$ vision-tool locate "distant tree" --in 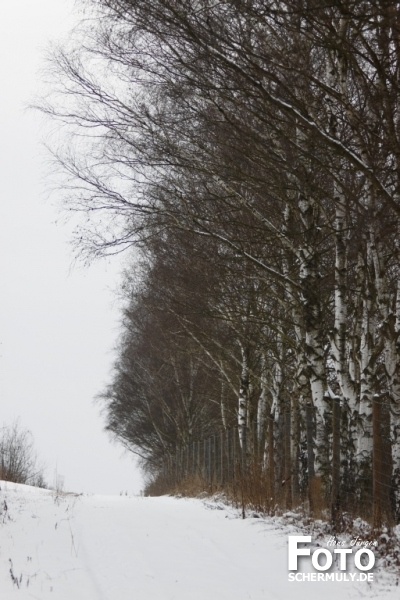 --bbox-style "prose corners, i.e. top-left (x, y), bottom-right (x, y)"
top-left (0, 420), bottom-right (46, 487)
